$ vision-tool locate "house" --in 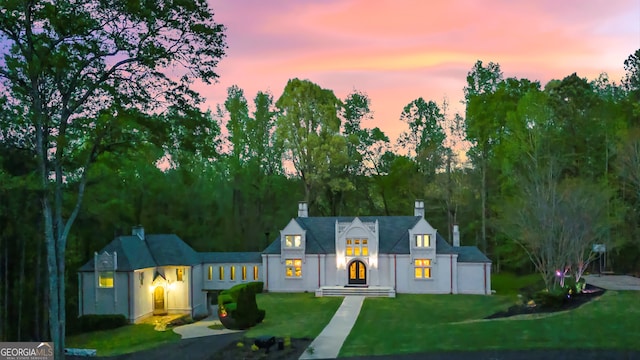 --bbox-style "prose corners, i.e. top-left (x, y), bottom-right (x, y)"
top-left (78, 200), bottom-right (491, 322)
top-left (262, 201), bottom-right (491, 296)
